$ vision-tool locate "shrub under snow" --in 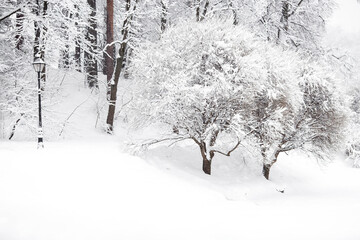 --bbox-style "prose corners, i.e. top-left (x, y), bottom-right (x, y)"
top-left (128, 19), bottom-right (346, 178)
